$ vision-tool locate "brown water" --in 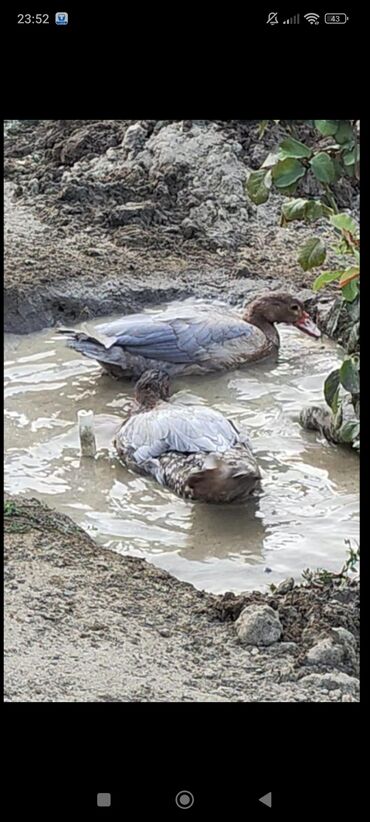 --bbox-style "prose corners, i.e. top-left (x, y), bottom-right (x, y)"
top-left (4, 302), bottom-right (359, 593)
